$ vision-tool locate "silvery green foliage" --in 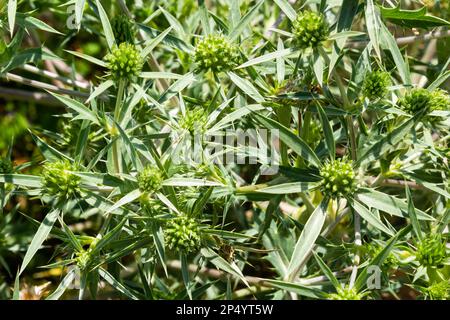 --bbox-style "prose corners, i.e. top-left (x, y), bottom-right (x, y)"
top-left (0, 0), bottom-right (449, 300)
